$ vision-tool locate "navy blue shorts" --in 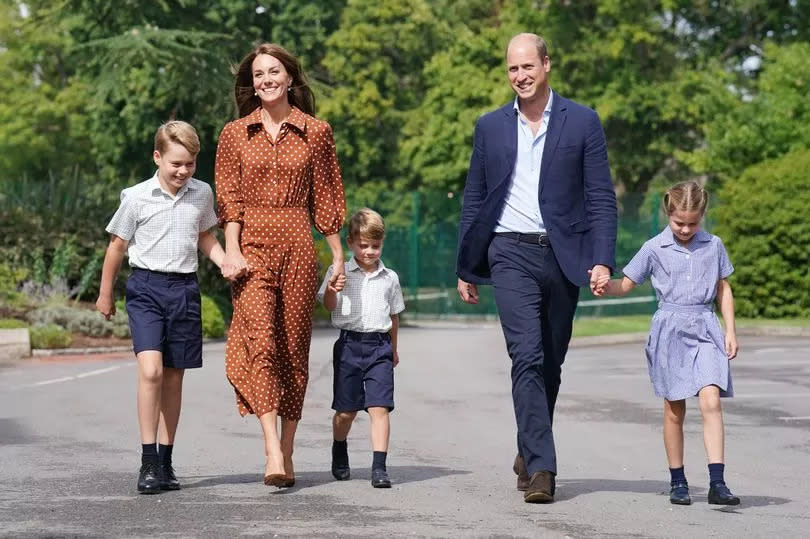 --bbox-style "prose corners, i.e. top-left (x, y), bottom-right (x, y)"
top-left (125, 268), bottom-right (203, 369)
top-left (332, 330), bottom-right (394, 412)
